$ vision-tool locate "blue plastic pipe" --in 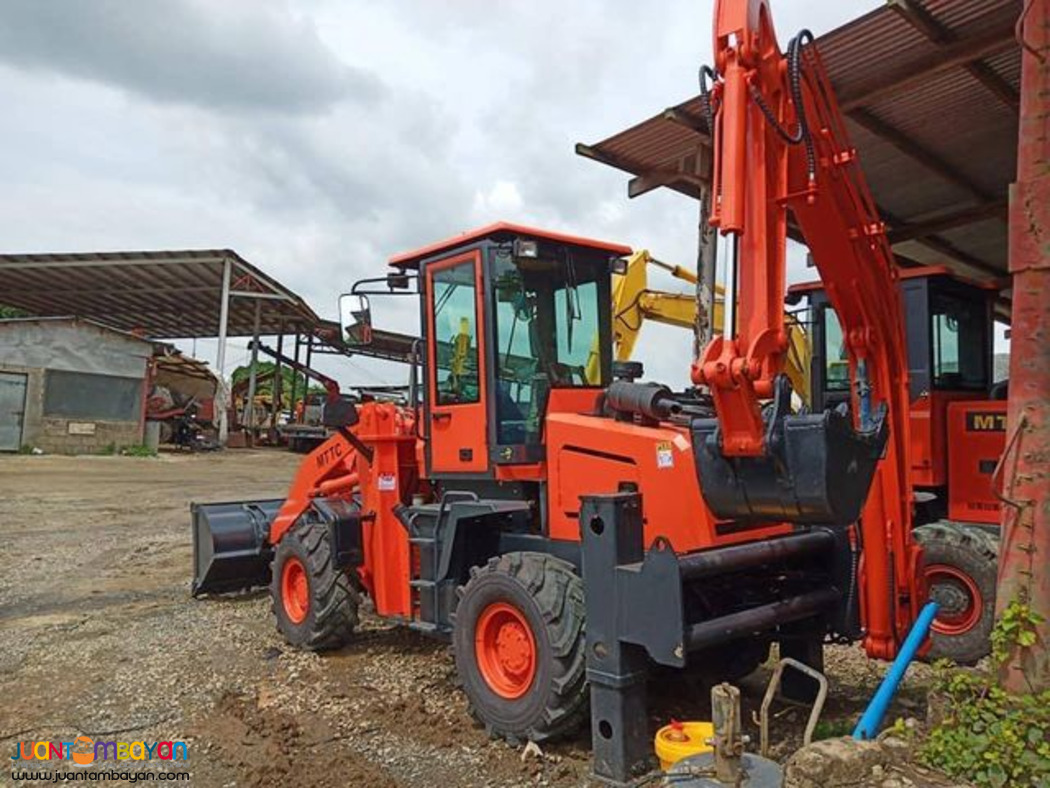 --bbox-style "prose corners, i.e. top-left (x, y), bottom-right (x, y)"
top-left (853, 601), bottom-right (940, 740)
